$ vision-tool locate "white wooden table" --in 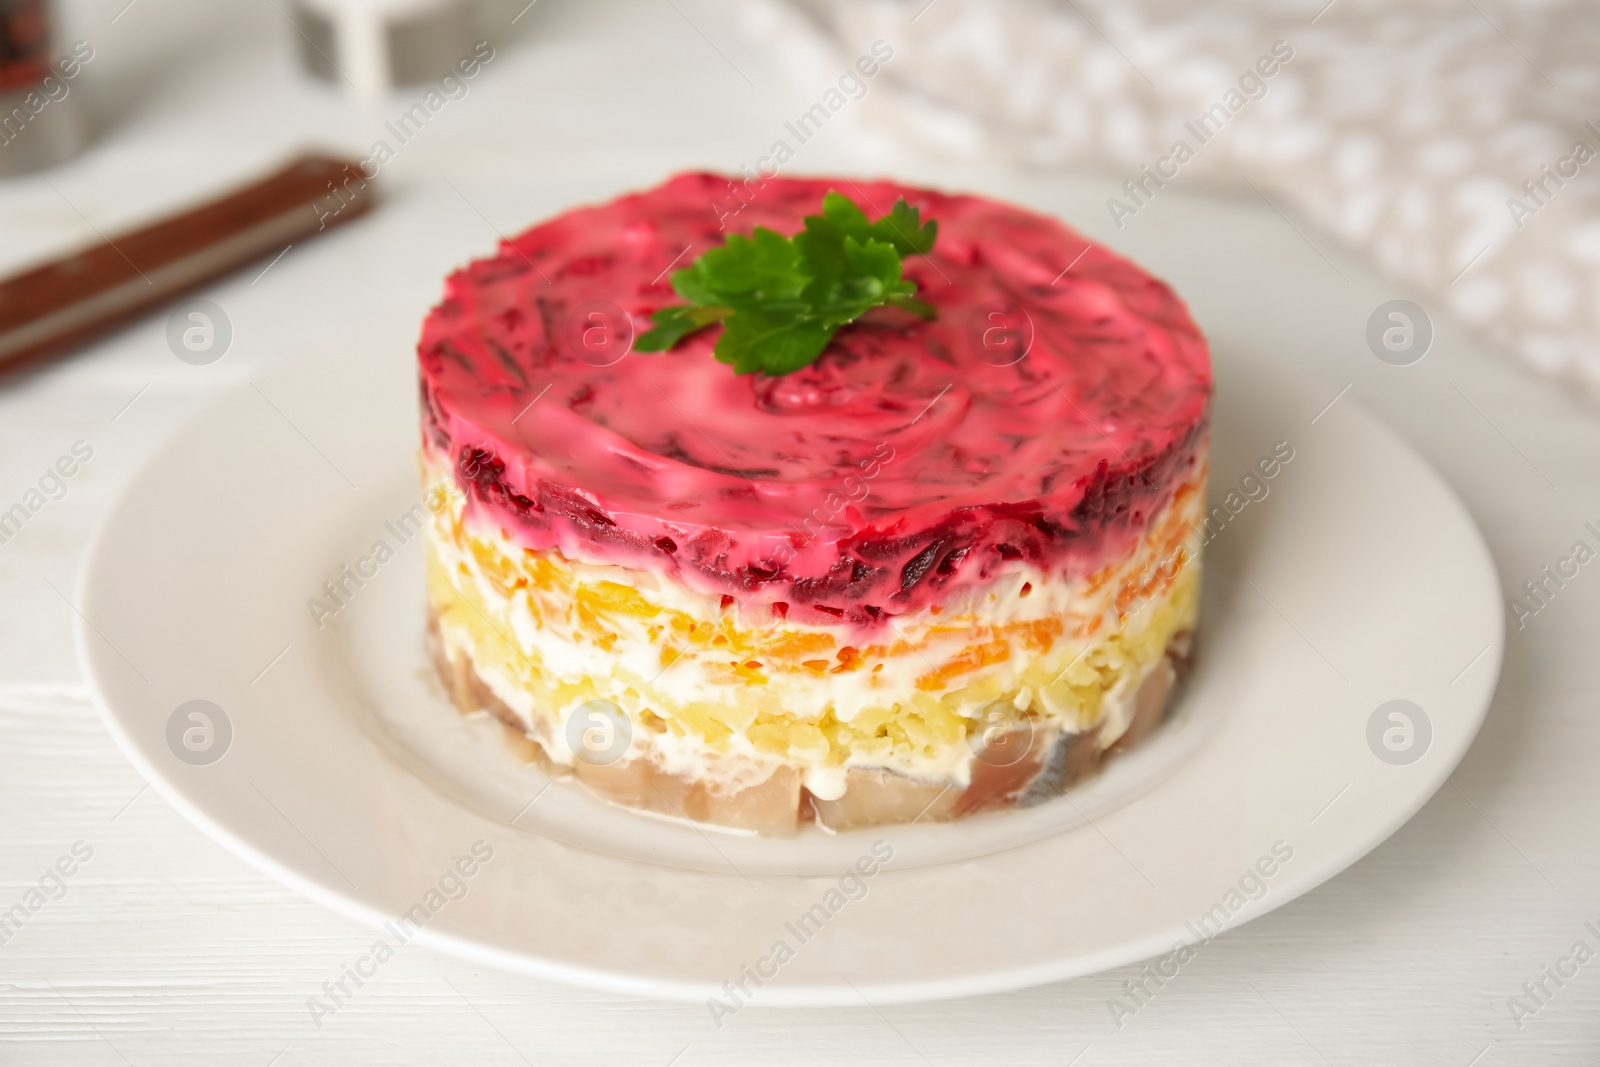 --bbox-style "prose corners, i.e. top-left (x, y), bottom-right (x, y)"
top-left (3, 0), bottom-right (1598, 1062)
